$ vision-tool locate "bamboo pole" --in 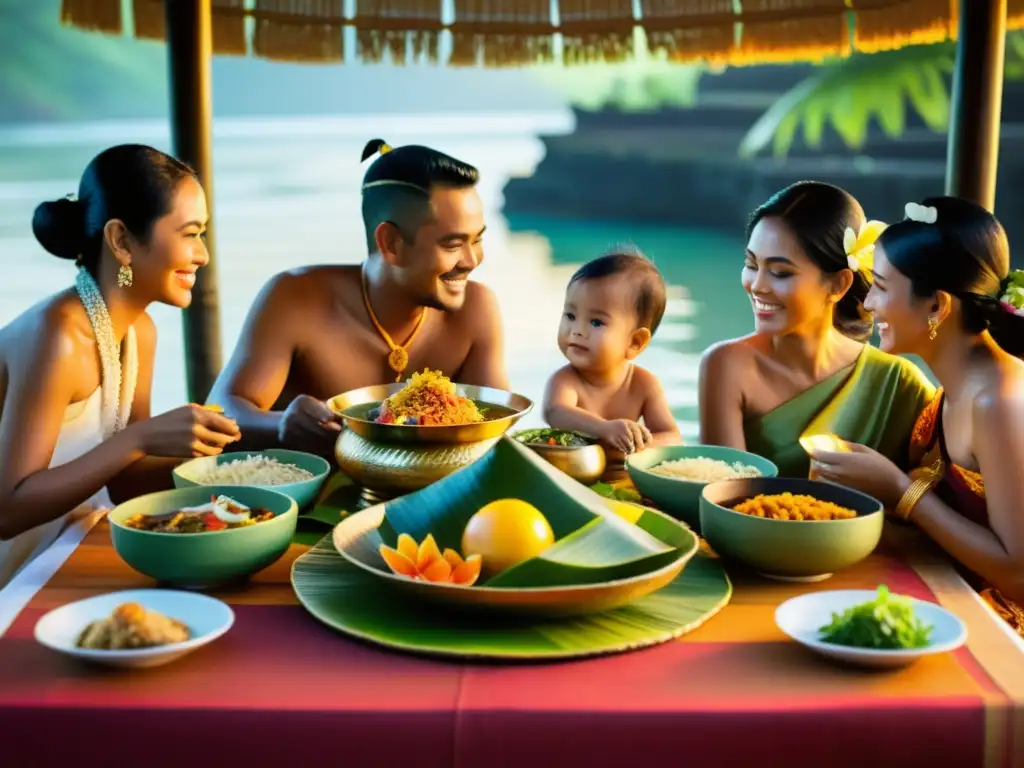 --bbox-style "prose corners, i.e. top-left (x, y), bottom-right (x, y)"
top-left (945, 0), bottom-right (1007, 211)
top-left (165, 0), bottom-right (223, 402)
